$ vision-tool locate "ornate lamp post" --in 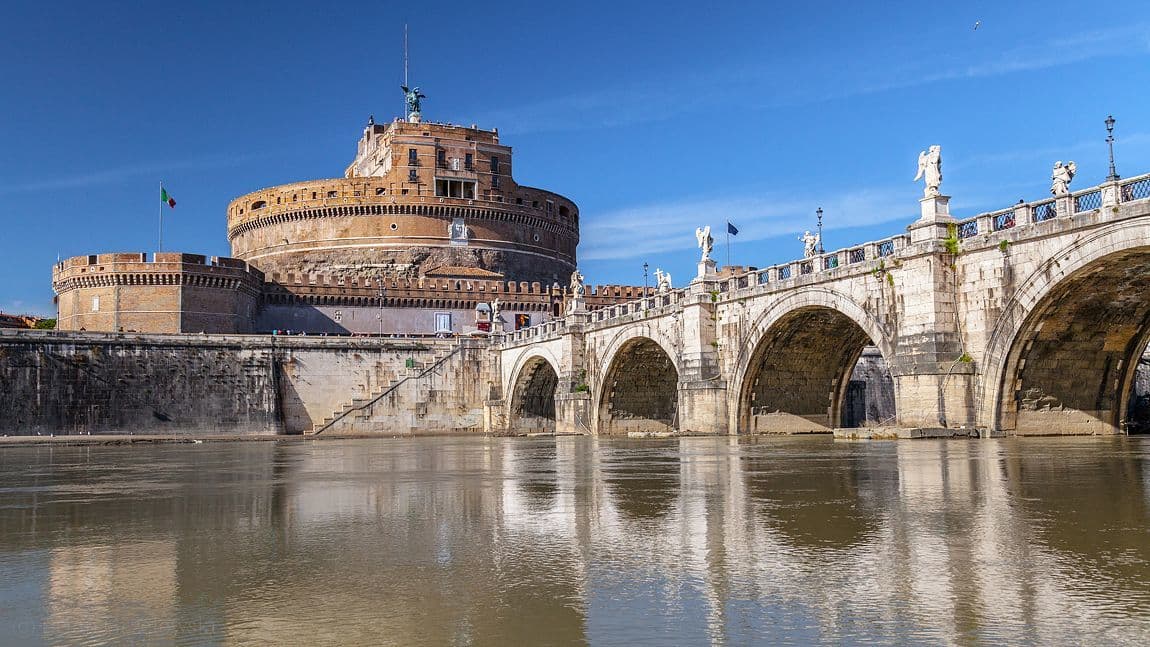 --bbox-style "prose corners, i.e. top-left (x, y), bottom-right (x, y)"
top-left (643, 262), bottom-right (649, 294)
top-left (1106, 115), bottom-right (1119, 182)
top-left (816, 207), bottom-right (825, 254)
